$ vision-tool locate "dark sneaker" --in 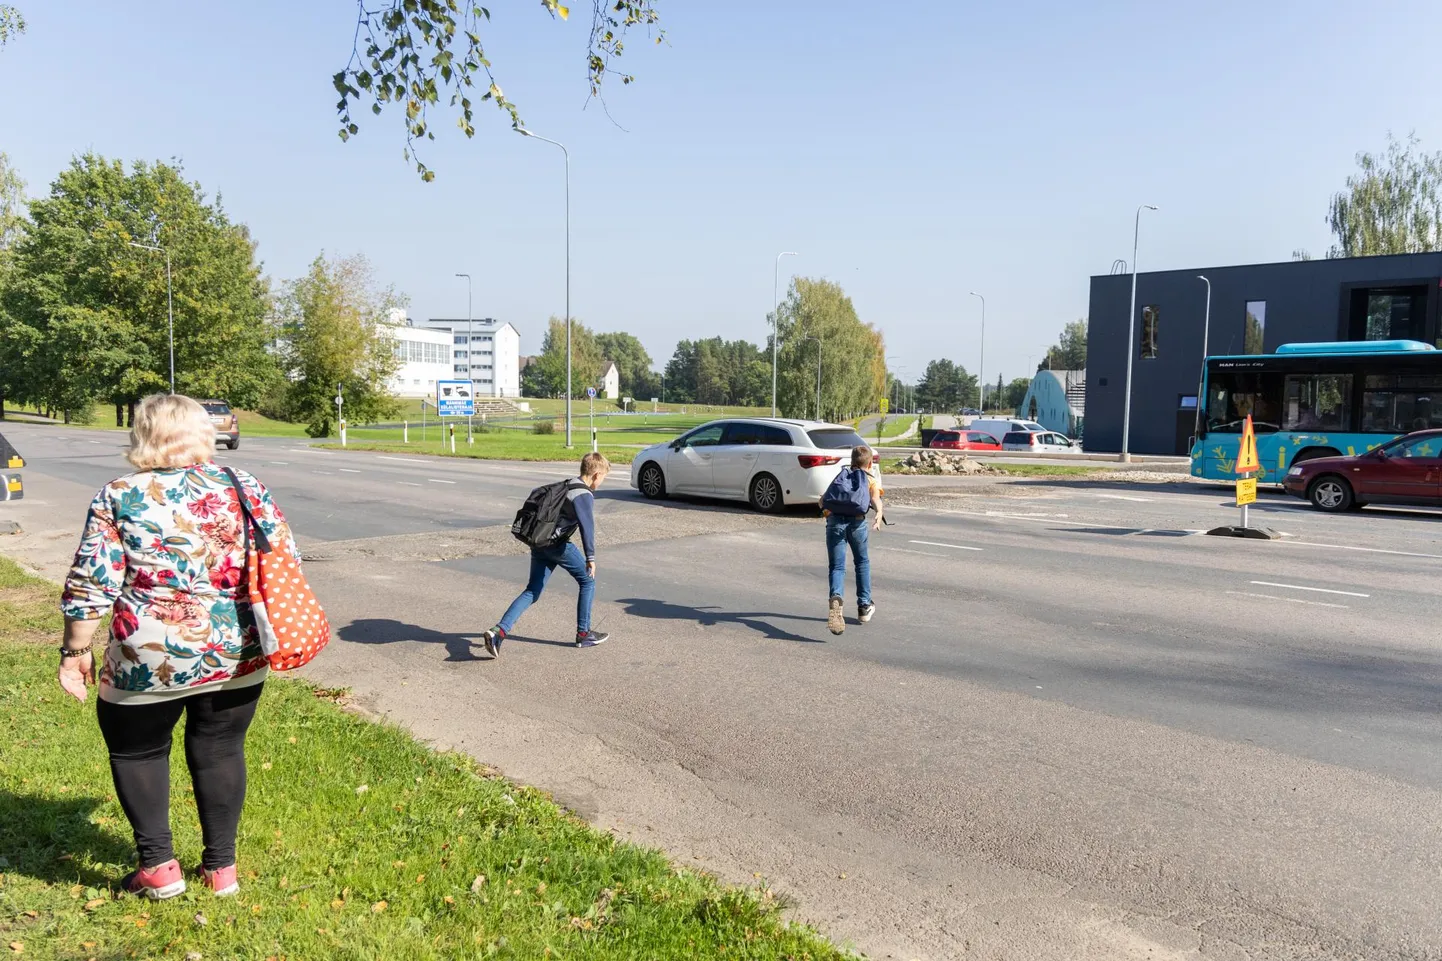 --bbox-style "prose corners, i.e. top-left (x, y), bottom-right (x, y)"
top-left (481, 628), bottom-right (503, 658)
top-left (859, 603), bottom-right (876, 624)
top-left (575, 630), bottom-right (609, 648)
top-left (827, 596), bottom-right (845, 635)
top-left (121, 859), bottom-right (186, 900)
